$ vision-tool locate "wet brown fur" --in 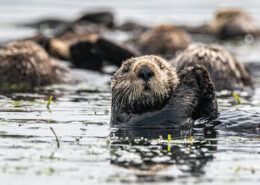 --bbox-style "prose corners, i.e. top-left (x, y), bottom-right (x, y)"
top-left (111, 55), bottom-right (218, 127)
top-left (0, 40), bottom-right (70, 88)
top-left (49, 32), bottom-right (98, 60)
top-left (173, 44), bottom-right (253, 91)
top-left (111, 55), bottom-right (178, 112)
top-left (137, 25), bottom-right (192, 59)
top-left (211, 8), bottom-right (260, 38)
